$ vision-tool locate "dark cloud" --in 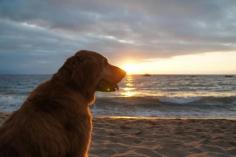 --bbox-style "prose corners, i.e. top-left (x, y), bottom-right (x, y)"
top-left (0, 0), bottom-right (236, 73)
